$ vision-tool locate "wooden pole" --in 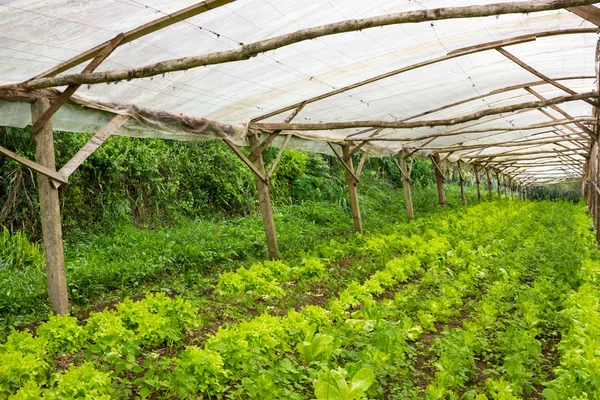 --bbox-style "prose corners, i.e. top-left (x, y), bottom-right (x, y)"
top-left (247, 134), bottom-right (279, 259)
top-left (495, 170), bottom-right (502, 196)
top-left (31, 98), bottom-right (69, 315)
top-left (486, 168), bottom-right (493, 200)
top-left (431, 154), bottom-right (446, 208)
top-left (398, 150), bottom-right (414, 220)
top-left (474, 164), bottom-right (481, 201)
top-left (457, 161), bottom-right (467, 206)
top-left (510, 178), bottom-right (515, 199)
top-left (342, 145), bottom-right (363, 234)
